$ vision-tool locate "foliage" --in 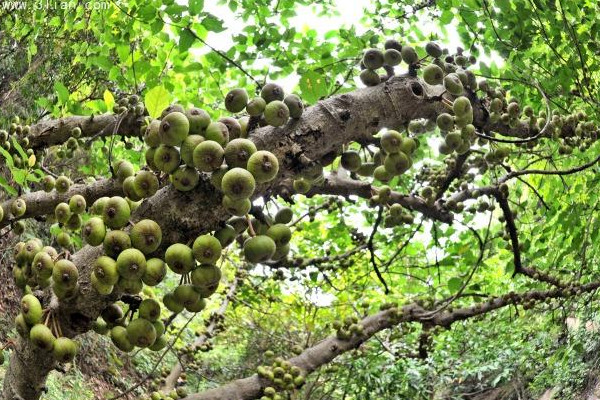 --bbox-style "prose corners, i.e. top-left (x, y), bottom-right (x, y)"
top-left (2, 1), bottom-right (600, 400)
